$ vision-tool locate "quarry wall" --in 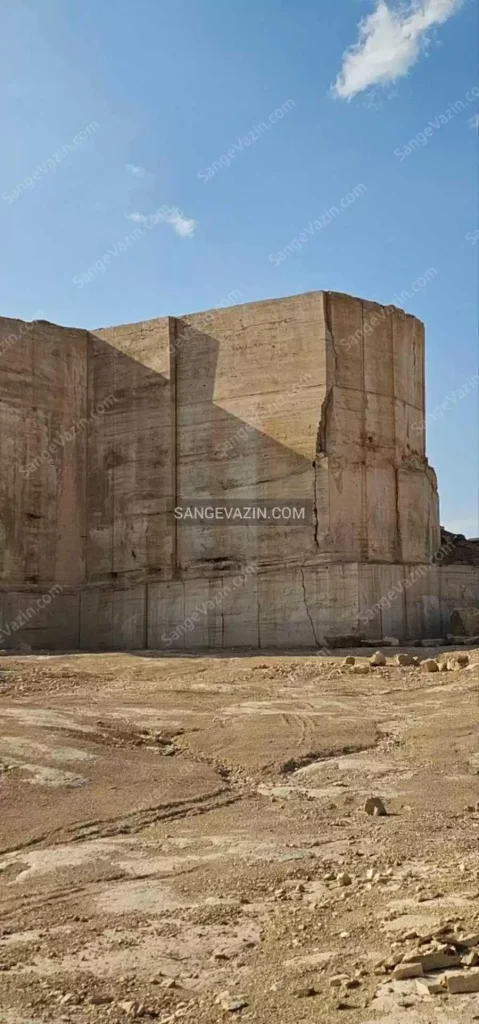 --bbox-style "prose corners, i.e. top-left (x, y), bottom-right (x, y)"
top-left (0, 292), bottom-right (476, 649)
